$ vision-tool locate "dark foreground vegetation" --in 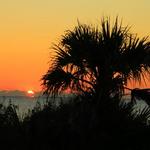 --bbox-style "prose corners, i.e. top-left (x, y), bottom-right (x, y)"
top-left (0, 96), bottom-right (150, 150)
